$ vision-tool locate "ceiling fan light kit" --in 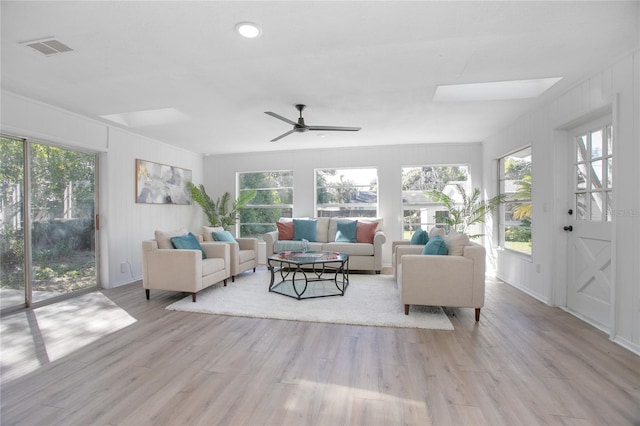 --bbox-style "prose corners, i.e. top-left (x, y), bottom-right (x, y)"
top-left (264, 104), bottom-right (361, 142)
